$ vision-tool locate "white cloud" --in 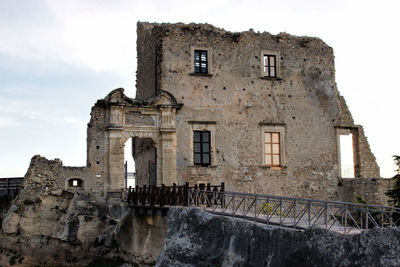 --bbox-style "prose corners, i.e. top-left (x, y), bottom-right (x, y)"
top-left (0, 116), bottom-right (22, 127)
